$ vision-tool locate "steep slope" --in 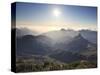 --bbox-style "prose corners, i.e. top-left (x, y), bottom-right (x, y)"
top-left (65, 33), bottom-right (89, 52)
top-left (16, 35), bottom-right (52, 56)
top-left (80, 30), bottom-right (97, 44)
